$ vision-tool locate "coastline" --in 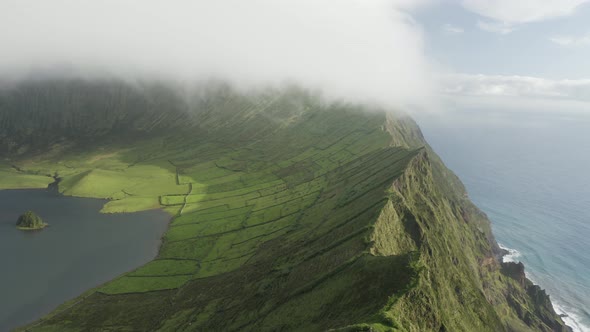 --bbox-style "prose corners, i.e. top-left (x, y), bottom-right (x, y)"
top-left (499, 243), bottom-right (587, 332)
